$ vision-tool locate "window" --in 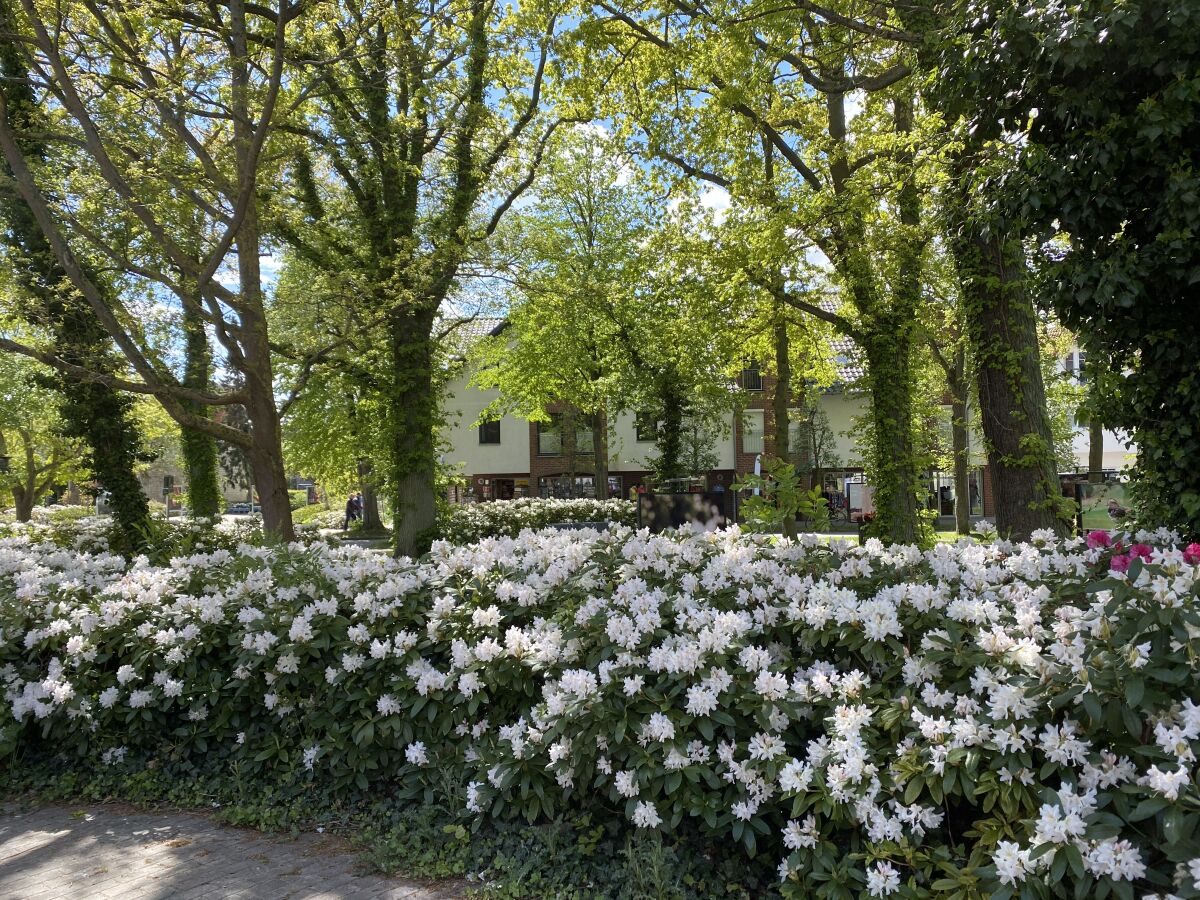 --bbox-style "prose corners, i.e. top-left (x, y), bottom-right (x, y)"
top-left (742, 410), bottom-right (765, 453)
top-left (537, 414), bottom-right (562, 456)
top-left (787, 408), bottom-right (808, 462)
top-left (634, 412), bottom-right (657, 443)
top-left (478, 419), bottom-right (501, 445)
top-left (538, 474), bottom-right (595, 498)
top-left (538, 411), bottom-right (595, 455)
top-left (741, 364), bottom-right (763, 392)
top-left (575, 414), bottom-right (596, 455)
